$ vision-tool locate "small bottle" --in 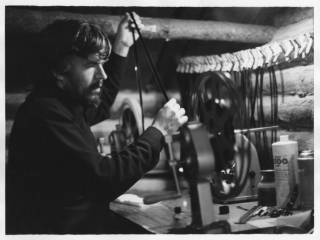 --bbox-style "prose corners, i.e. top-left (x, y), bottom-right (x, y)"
top-left (257, 170), bottom-right (276, 206)
top-left (297, 149), bottom-right (314, 210)
top-left (272, 135), bottom-right (299, 208)
top-left (174, 206), bottom-right (183, 220)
